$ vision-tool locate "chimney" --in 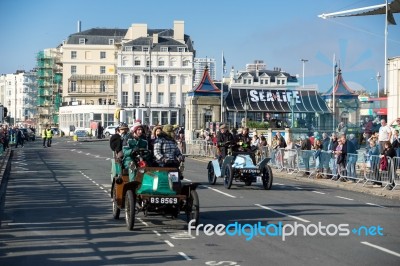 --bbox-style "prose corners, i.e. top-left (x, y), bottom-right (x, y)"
top-left (131, 24), bottom-right (148, 40)
top-left (173, 20), bottom-right (184, 43)
top-left (77, 20), bottom-right (81, 33)
top-left (153, 33), bottom-right (158, 44)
